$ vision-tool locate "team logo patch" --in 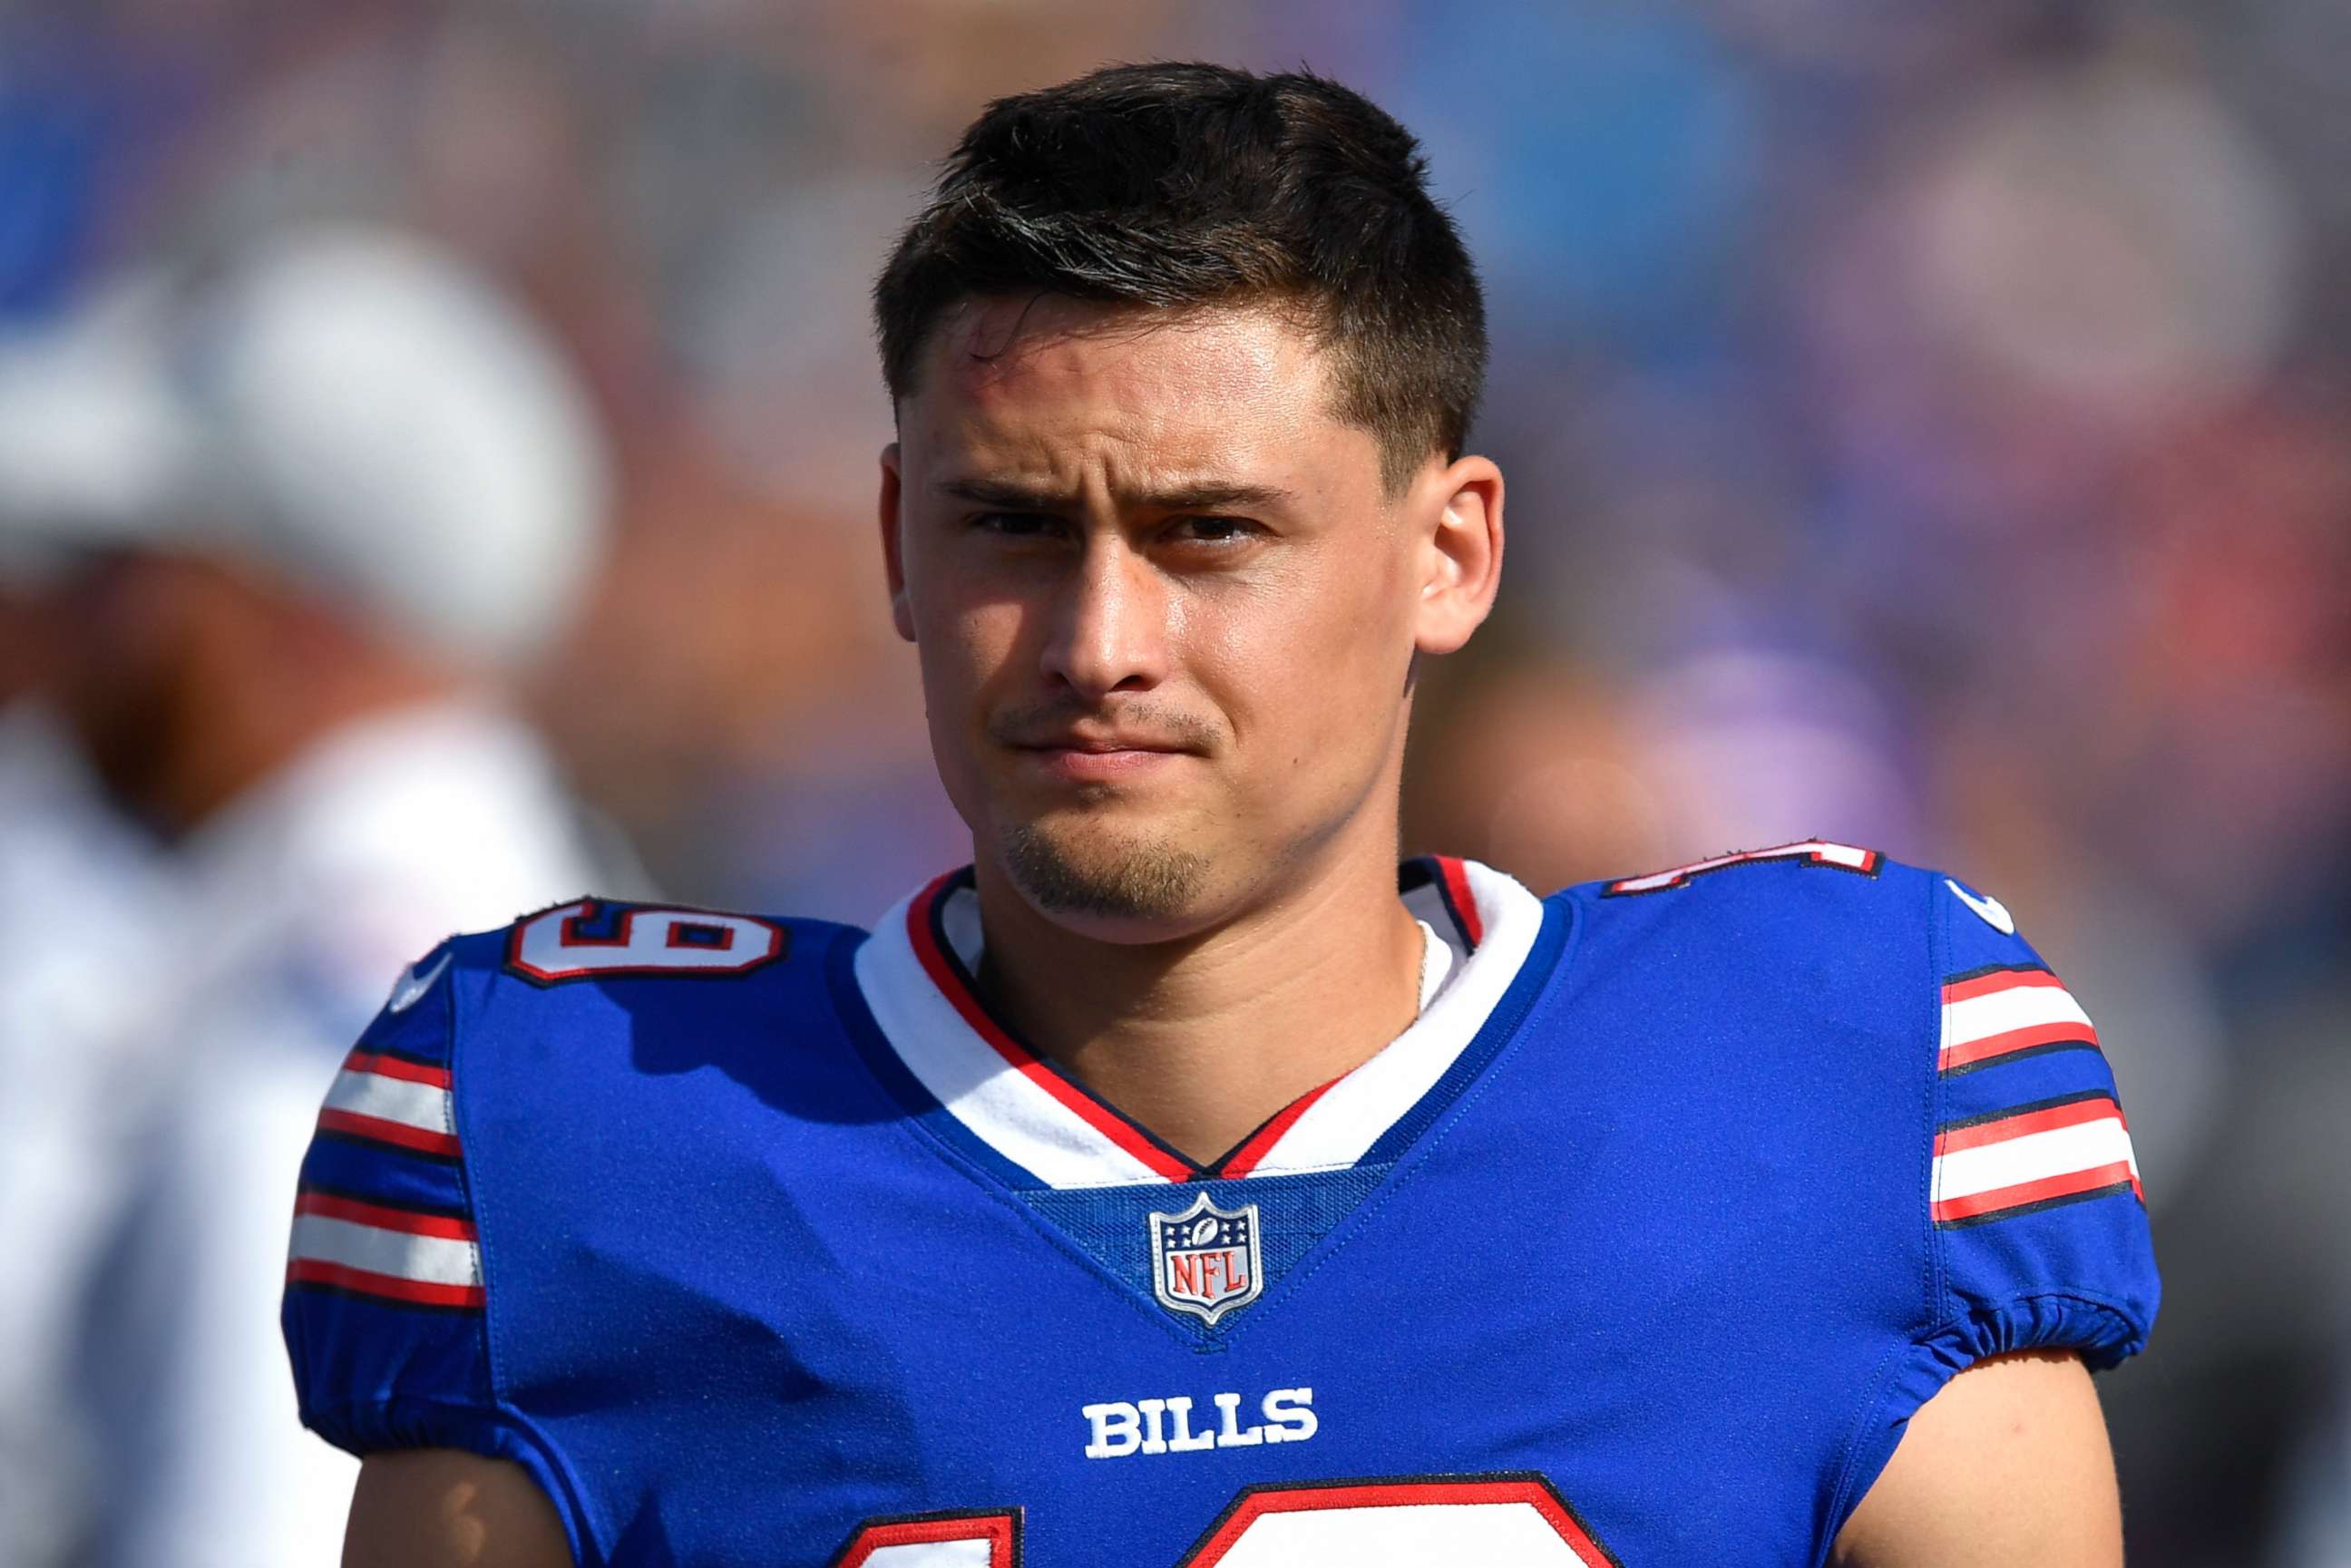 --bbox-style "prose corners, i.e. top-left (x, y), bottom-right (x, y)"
top-left (1148, 1193), bottom-right (1263, 1325)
